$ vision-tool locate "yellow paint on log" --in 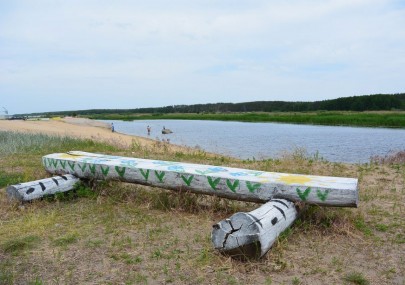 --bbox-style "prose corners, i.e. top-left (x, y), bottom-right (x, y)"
top-left (277, 175), bottom-right (312, 185)
top-left (58, 153), bottom-right (83, 159)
